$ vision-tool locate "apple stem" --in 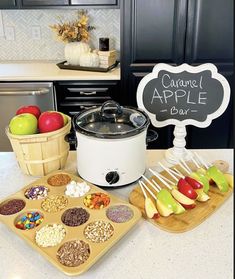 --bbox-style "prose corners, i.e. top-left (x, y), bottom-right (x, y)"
top-left (140, 181), bottom-right (157, 200)
top-left (158, 162), bottom-right (179, 181)
top-left (141, 174), bottom-right (160, 193)
top-left (180, 158), bottom-right (192, 173)
top-left (149, 168), bottom-right (173, 190)
top-left (139, 181), bottom-right (148, 199)
top-left (194, 152), bottom-right (210, 169)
